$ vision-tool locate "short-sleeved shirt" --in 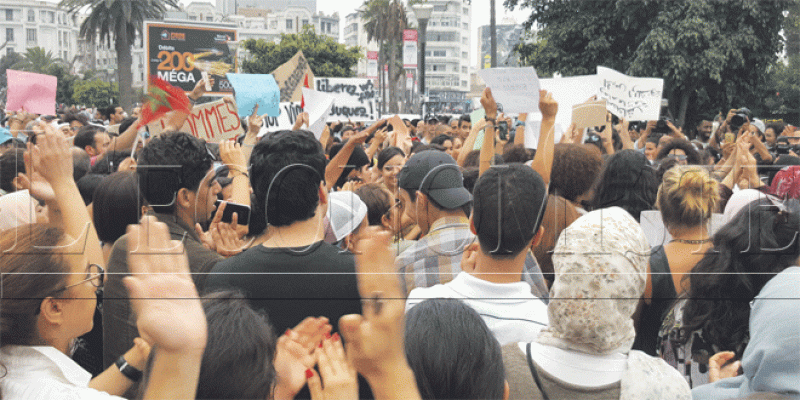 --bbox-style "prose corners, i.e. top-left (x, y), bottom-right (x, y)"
top-left (395, 216), bottom-right (550, 300)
